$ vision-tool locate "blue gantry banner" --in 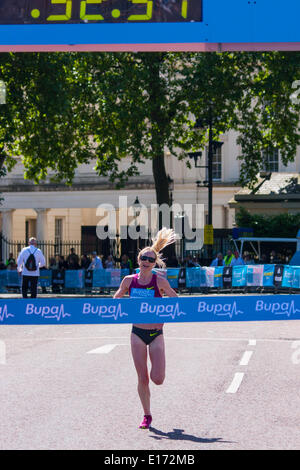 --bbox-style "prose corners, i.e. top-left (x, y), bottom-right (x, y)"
top-left (0, 295), bottom-right (299, 325)
top-left (1, 0), bottom-right (300, 50)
